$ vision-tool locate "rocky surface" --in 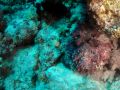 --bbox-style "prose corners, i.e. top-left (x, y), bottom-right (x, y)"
top-left (36, 63), bottom-right (106, 90)
top-left (87, 0), bottom-right (120, 38)
top-left (0, 0), bottom-right (120, 90)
